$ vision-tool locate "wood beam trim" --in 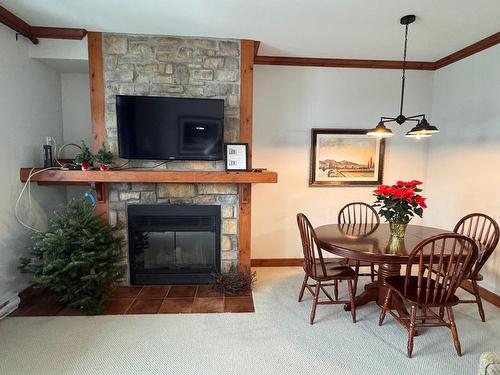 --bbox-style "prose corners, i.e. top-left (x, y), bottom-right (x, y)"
top-left (238, 40), bottom-right (255, 272)
top-left (31, 26), bottom-right (87, 40)
top-left (88, 32), bottom-right (106, 153)
top-left (434, 32), bottom-right (500, 69)
top-left (240, 40), bottom-right (254, 164)
top-left (87, 31), bottom-right (108, 224)
top-left (255, 55), bottom-right (436, 70)
top-left (251, 258), bottom-right (304, 267)
top-left (254, 32), bottom-right (500, 71)
top-left (0, 6), bottom-right (87, 44)
top-left (253, 41), bottom-right (261, 59)
top-left (0, 5), bottom-right (38, 44)
top-left (461, 279), bottom-right (500, 308)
